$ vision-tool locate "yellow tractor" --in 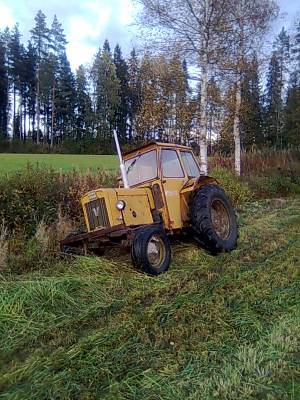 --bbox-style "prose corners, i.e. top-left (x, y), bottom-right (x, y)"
top-left (61, 134), bottom-right (238, 275)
